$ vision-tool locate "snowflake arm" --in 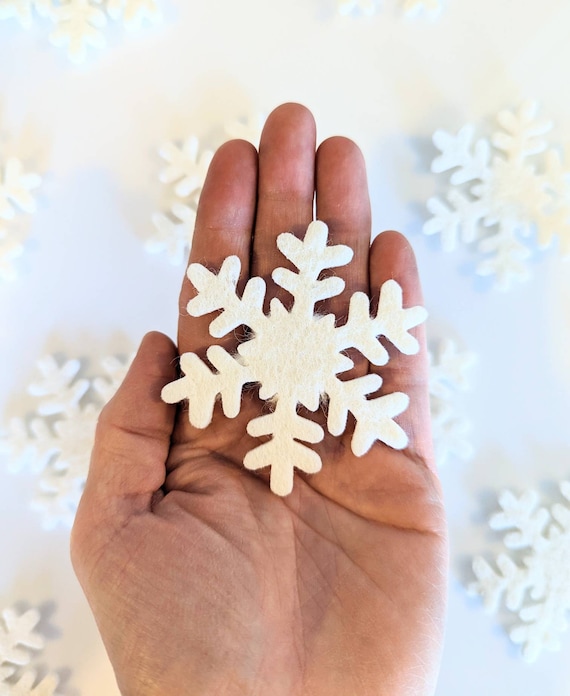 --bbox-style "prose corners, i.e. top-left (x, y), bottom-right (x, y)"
top-left (162, 347), bottom-right (254, 429)
top-left (187, 256), bottom-right (267, 336)
top-left (0, 158), bottom-right (41, 221)
top-left (0, 609), bottom-right (43, 667)
top-left (245, 398), bottom-right (323, 496)
top-left (0, 669), bottom-right (60, 696)
top-left (224, 113), bottom-right (265, 145)
top-left (336, 280), bottom-right (427, 366)
top-left (492, 101), bottom-right (552, 162)
top-left (158, 137), bottom-right (213, 199)
top-left (27, 356), bottom-right (89, 417)
top-left (147, 204), bottom-right (196, 265)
